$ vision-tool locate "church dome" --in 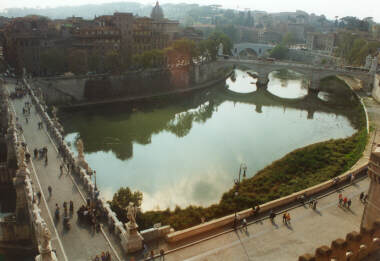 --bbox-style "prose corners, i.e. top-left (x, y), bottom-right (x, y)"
top-left (151, 1), bottom-right (164, 21)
